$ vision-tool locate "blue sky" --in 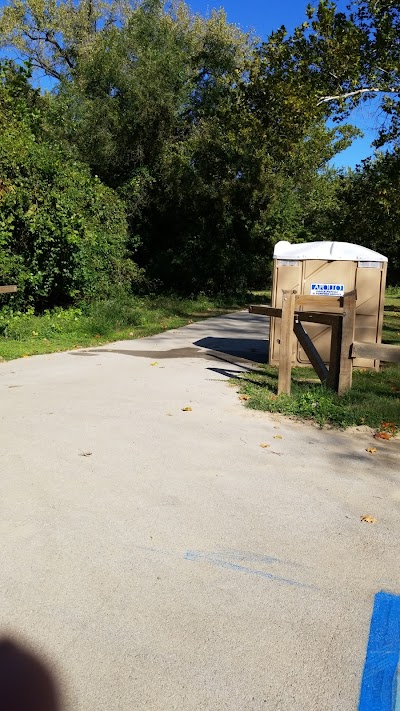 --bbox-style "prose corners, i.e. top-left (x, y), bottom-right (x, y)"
top-left (188, 0), bottom-right (380, 168)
